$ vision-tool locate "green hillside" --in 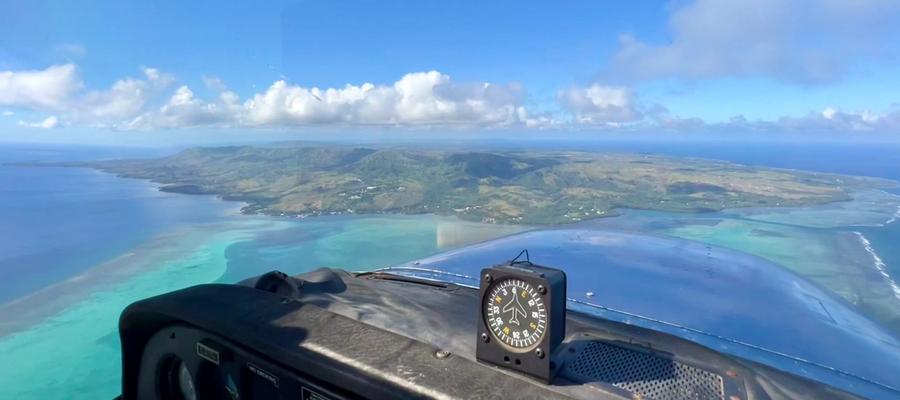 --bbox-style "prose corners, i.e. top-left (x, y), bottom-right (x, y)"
top-left (88, 146), bottom-right (895, 224)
